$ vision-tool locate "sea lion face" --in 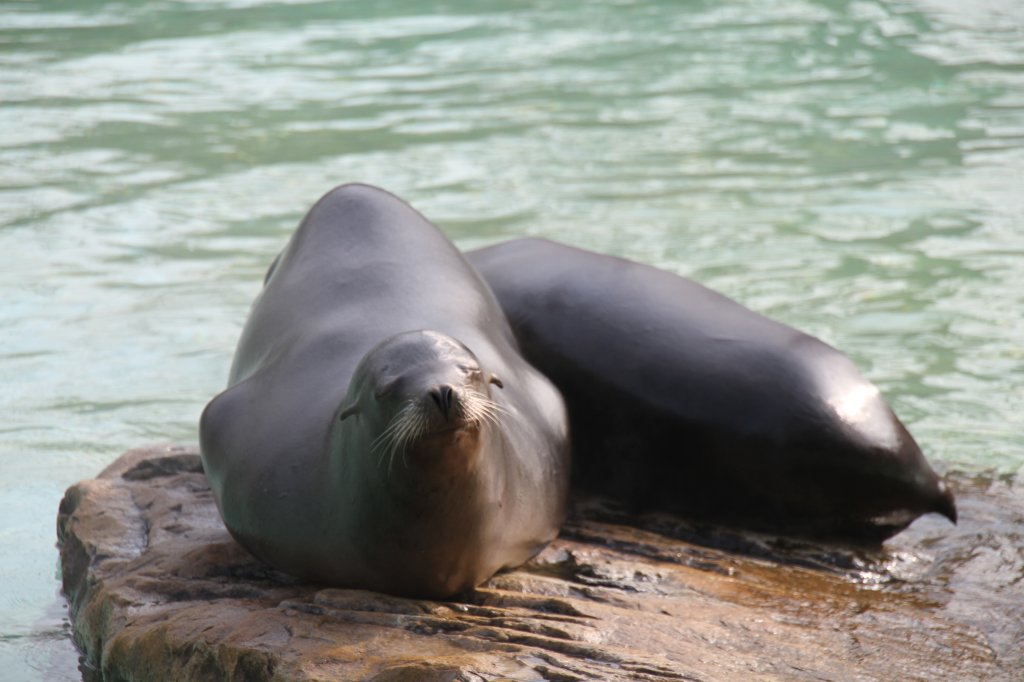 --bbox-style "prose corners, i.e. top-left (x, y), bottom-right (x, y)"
top-left (341, 331), bottom-right (505, 480)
